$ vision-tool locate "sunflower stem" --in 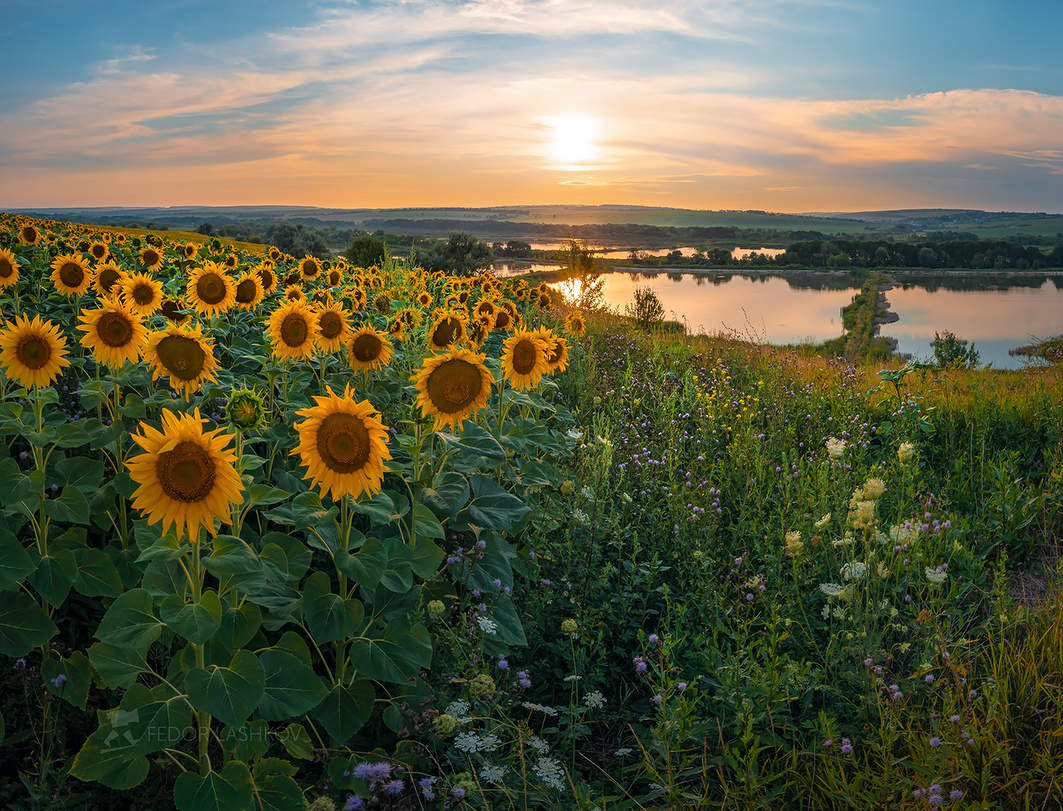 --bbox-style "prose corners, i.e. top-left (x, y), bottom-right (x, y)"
top-left (191, 535), bottom-right (212, 776)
